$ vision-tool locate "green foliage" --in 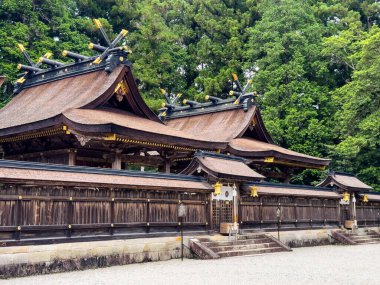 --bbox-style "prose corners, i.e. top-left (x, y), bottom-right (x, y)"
top-left (0, 0), bottom-right (379, 190)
